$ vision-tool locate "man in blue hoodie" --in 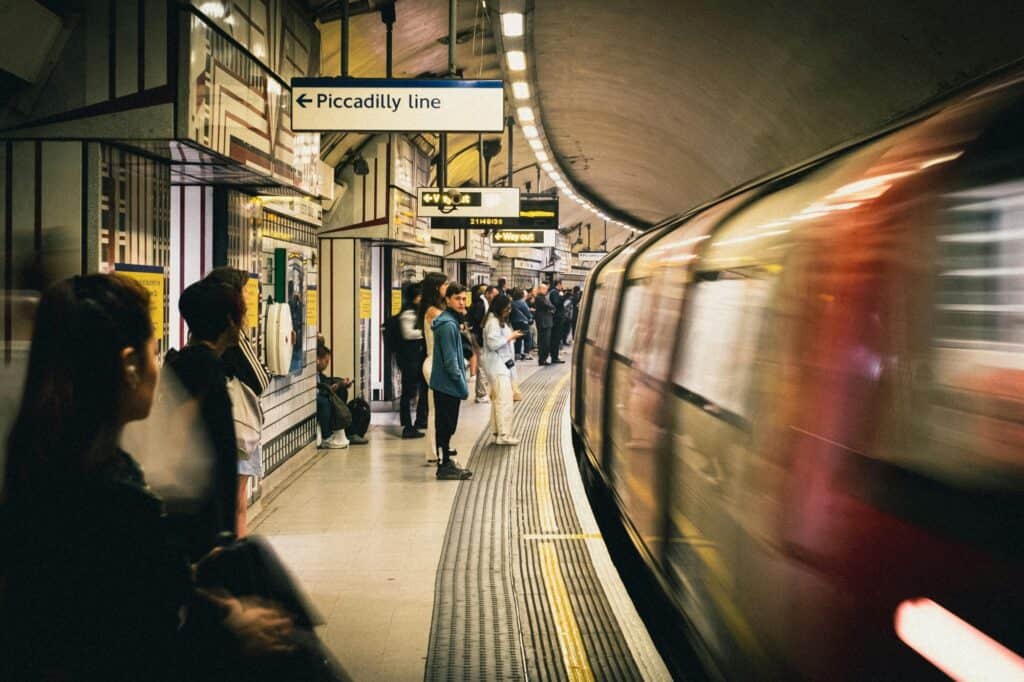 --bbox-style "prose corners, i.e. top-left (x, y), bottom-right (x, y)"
top-left (430, 282), bottom-right (473, 480)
